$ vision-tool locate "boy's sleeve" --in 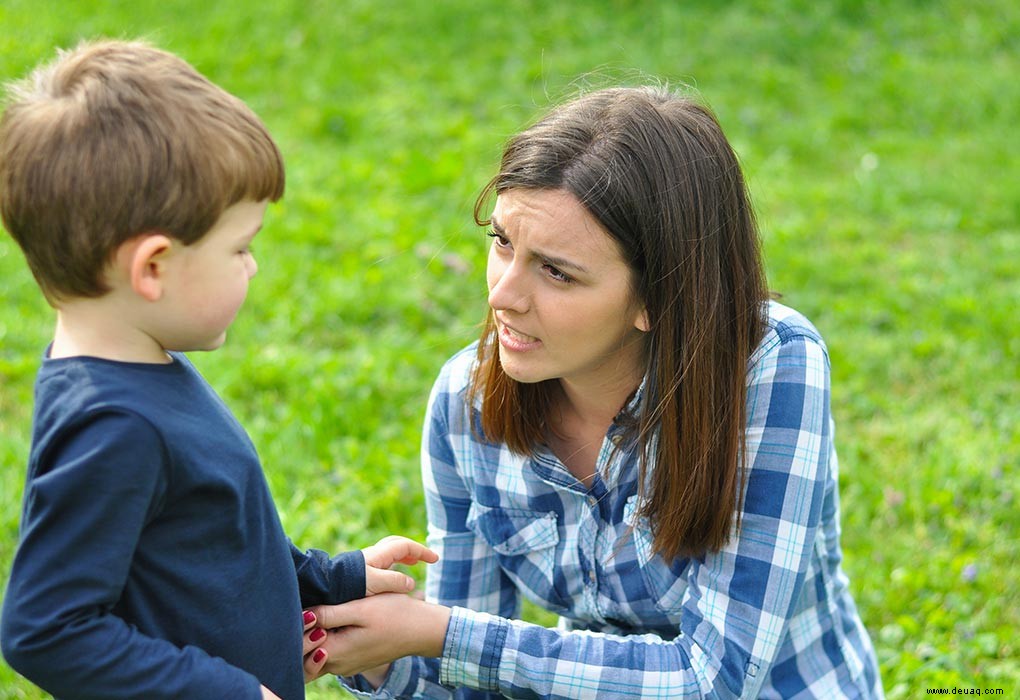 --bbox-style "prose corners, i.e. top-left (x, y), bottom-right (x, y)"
top-left (0, 411), bottom-right (262, 700)
top-left (292, 543), bottom-right (367, 606)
